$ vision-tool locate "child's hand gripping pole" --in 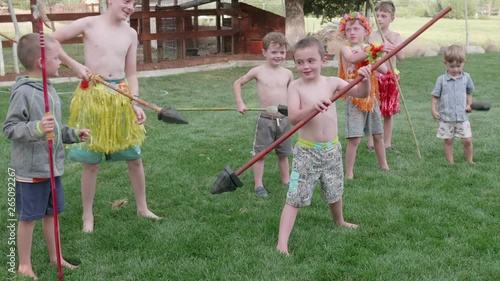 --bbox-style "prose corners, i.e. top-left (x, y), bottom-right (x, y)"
top-left (32, 1), bottom-right (64, 280)
top-left (87, 73), bottom-right (189, 124)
